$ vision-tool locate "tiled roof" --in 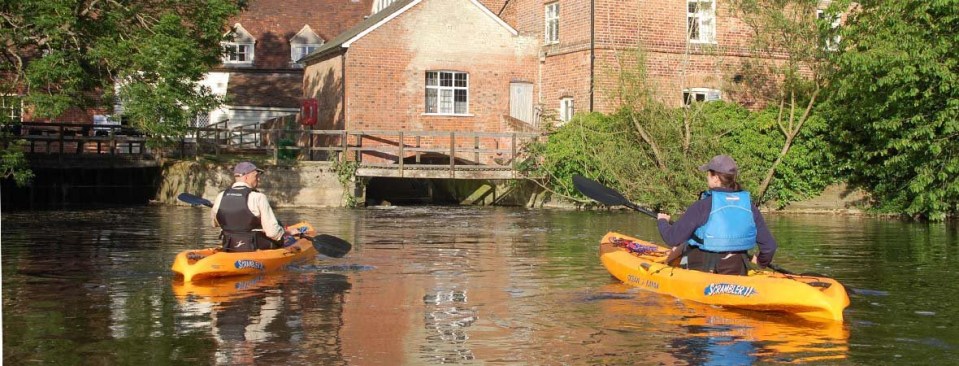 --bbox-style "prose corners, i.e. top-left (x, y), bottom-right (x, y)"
top-left (301, 0), bottom-right (417, 63)
top-left (226, 72), bottom-right (302, 108)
